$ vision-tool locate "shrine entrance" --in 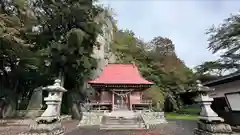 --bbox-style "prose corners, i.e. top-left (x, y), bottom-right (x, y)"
top-left (88, 64), bottom-right (153, 113)
top-left (113, 91), bottom-right (131, 111)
